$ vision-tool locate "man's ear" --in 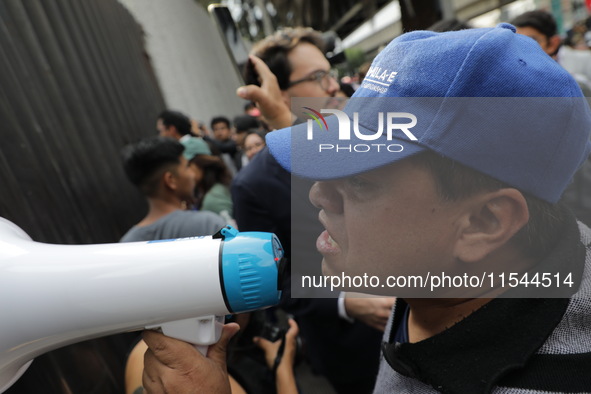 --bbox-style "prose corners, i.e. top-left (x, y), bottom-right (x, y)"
top-left (162, 170), bottom-right (177, 191)
top-left (454, 188), bottom-right (529, 263)
top-left (548, 35), bottom-right (561, 56)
